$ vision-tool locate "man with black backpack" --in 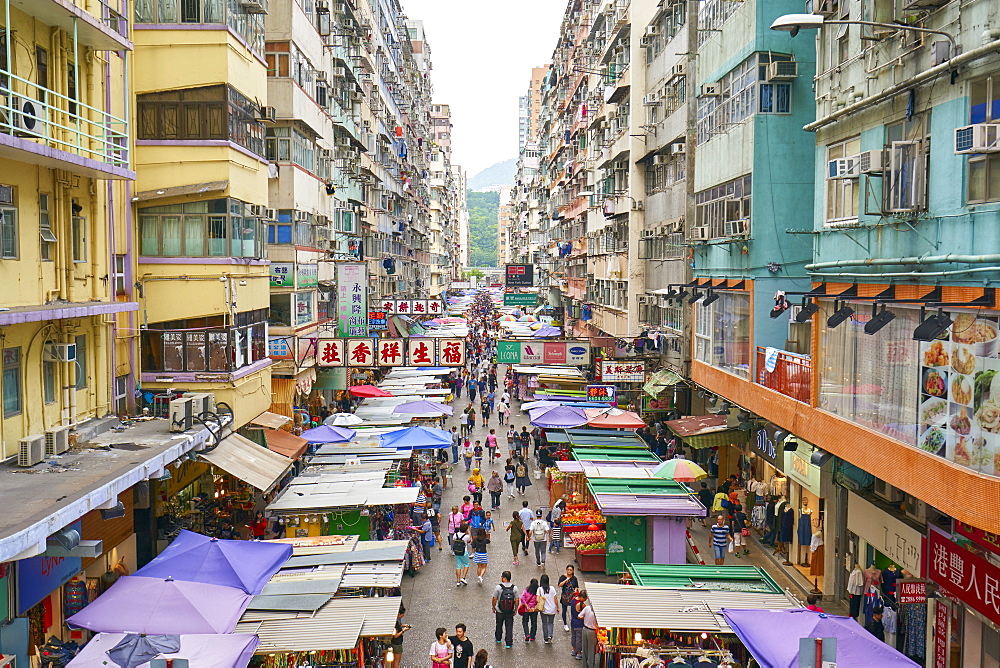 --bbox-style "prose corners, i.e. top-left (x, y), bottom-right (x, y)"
top-left (453, 521), bottom-right (471, 586)
top-left (491, 570), bottom-right (519, 649)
